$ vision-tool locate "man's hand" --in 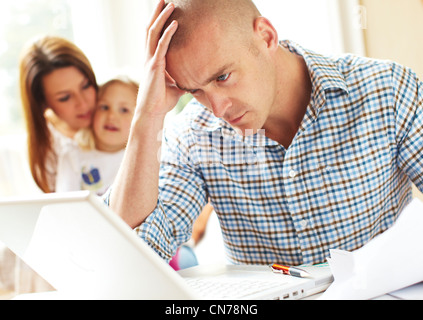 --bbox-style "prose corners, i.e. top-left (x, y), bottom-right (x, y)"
top-left (136, 0), bottom-right (184, 120)
top-left (110, 1), bottom-right (184, 228)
